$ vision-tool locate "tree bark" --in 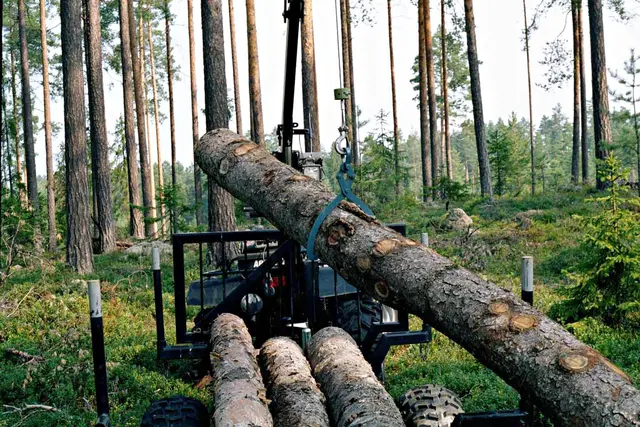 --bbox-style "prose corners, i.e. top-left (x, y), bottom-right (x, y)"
top-left (10, 50), bottom-right (24, 203)
top-left (424, 0), bottom-right (439, 198)
top-left (588, 0), bottom-right (611, 190)
top-left (119, 0), bottom-right (144, 239)
top-left (210, 314), bottom-right (273, 426)
top-left (61, 0), bottom-right (93, 273)
top-left (227, 0), bottom-right (242, 136)
top-left (418, 1), bottom-right (432, 202)
top-left (148, 17), bottom-right (167, 236)
top-left (18, 0), bottom-right (38, 211)
top-left (259, 337), bottom-right (330, 427)
top-left (441, 0), bottom-right (452, 180)
top-left (2, 92), bottom-right (14, 195)
top-left (339, 0), bottom-right (353, 159)
top-left (386, 0), bottom-right (401, 195)
top-left (246, 0), bottom-right (264, 146)
top-left (187, 0), bottom-right (203, 227)
top-left (83, 0), bottom-right (117, 254)
top-left (40, 0), bottom-right (57, 252)
top-left (571, 0), bottom-right (581, 184)
top-left (196, 129), bottom-right (640, 427)
top-left (165, 0), bottom-right (177, 233)
top-left (202, 0), bottom-right (237, 266)
top-left (463, 0), bottom-right (492, 198)
top-left (301, 0), bottom-right (321, 153)
top-left (345, 0), bottom-right (359, 164)
top-left (128, 0), bottom-right (156, 237)
top-left (579, 0), bottom-right (589, 183)
top-left (523, 0), bottom-right (536, 195)
top-left (308, 327), bottom-right (404, 426)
